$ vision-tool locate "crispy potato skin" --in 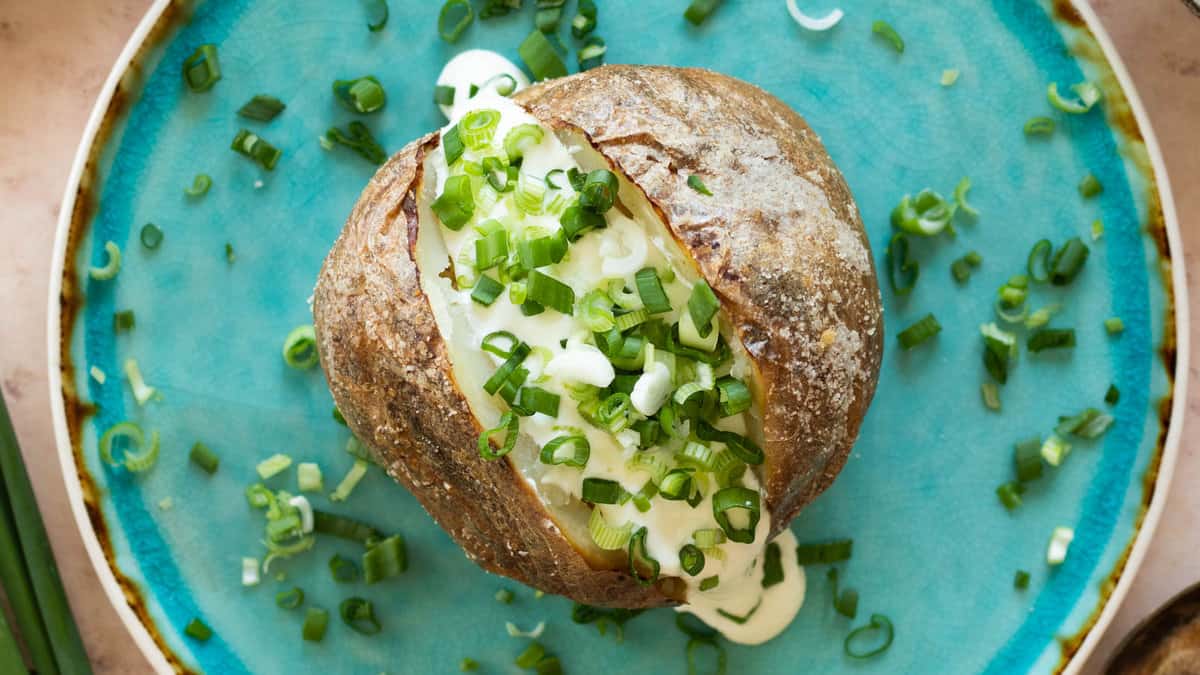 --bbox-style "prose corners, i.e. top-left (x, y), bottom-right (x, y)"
top-left (517, 66), bottom-right (883, 534)
top-left (314, 65), bottom-right (882, 606)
